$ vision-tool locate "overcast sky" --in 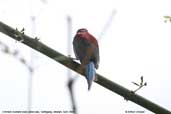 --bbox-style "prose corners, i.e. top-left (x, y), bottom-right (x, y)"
top-left (0, 0), bottom-right (171, 114)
